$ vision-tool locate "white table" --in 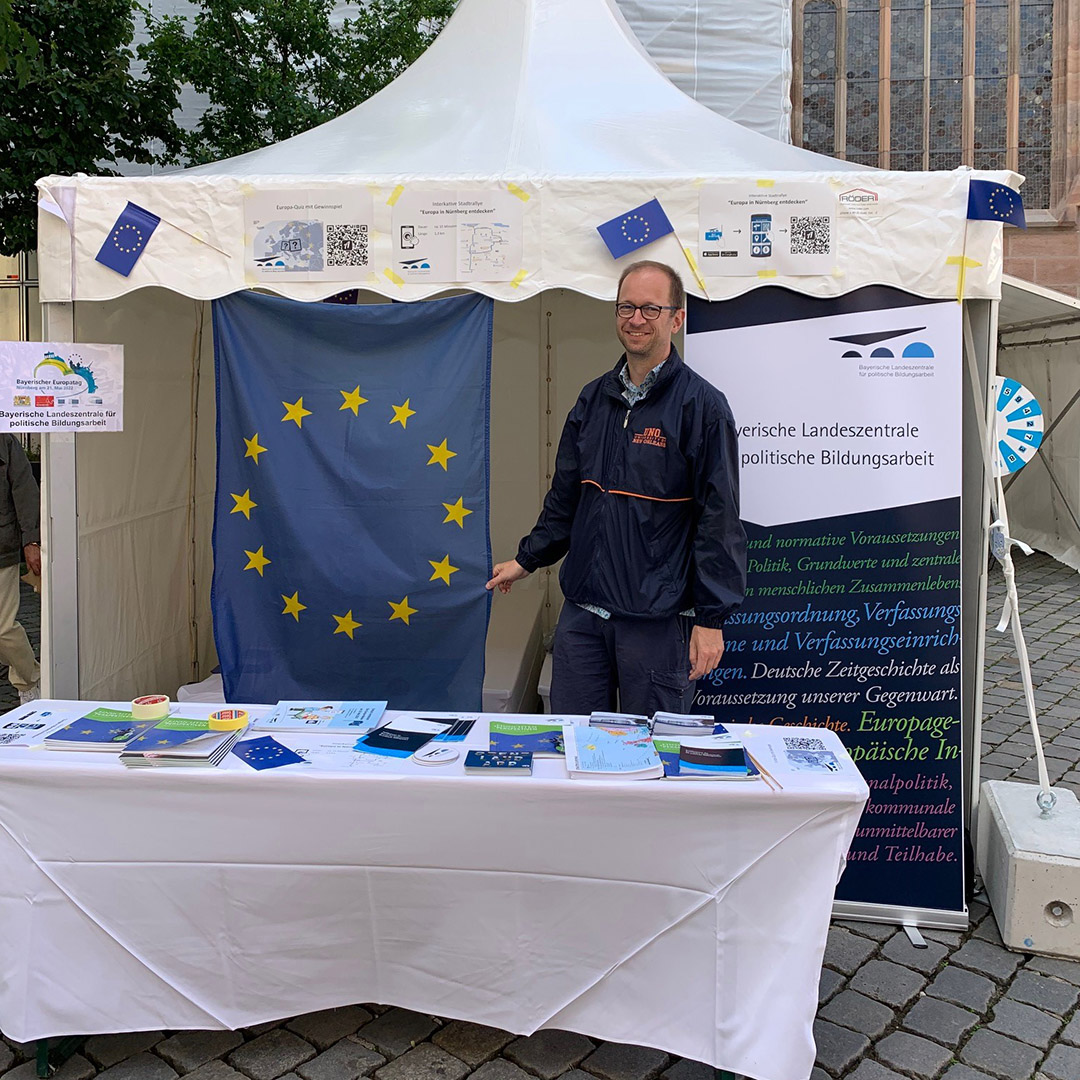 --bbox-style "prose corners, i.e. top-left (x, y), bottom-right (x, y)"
top-left (0, 703), bottom-right (867, 1080)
